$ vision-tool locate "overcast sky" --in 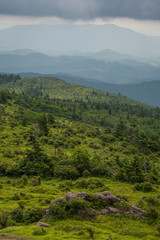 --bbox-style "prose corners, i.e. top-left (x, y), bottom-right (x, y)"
top-left (0, 0), bottom-right (160, 36)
